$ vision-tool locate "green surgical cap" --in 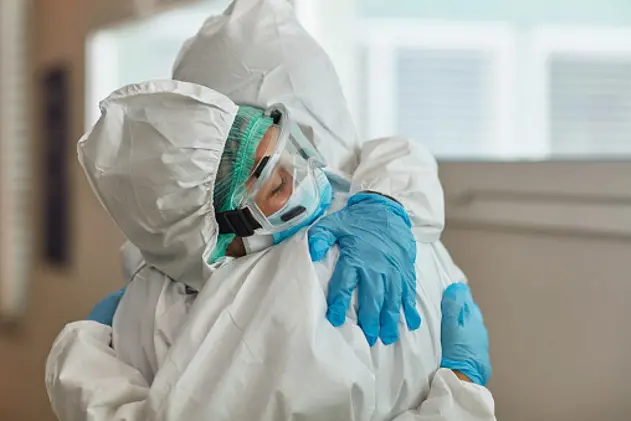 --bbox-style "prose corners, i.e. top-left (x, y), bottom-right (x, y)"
top-left (210, 106), bottom-right (274, 263)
